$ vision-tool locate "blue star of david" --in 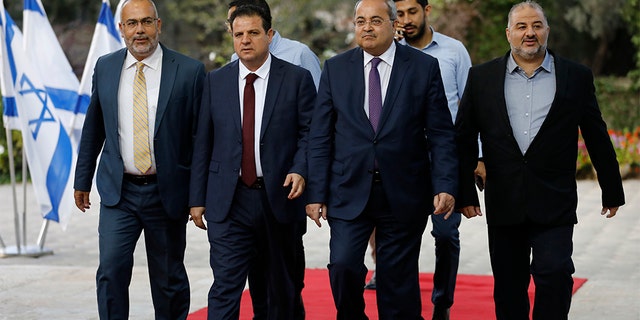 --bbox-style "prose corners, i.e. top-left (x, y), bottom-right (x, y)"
top-left (18, 75), bottom-right (55, 140)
